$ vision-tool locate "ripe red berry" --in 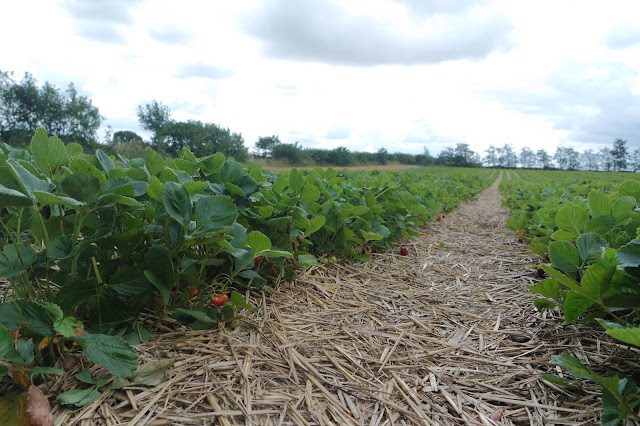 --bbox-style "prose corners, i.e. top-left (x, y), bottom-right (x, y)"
top-left (536, 268), bottom-right (545, 278)
top-left (400, 247), bottom-right (409, 256)
top-left (255, 256), bottom-right (263, 265)
top-left (211, 293), bottom-right (228, 306)
top-left (543, 253), bottom-right (550, 262)
top-left (517, 238), bottom-right (523, 243)
top-left (187, 288), bottom-right (198, 297)
top-left (421, 233), bottom-right (426, 237)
